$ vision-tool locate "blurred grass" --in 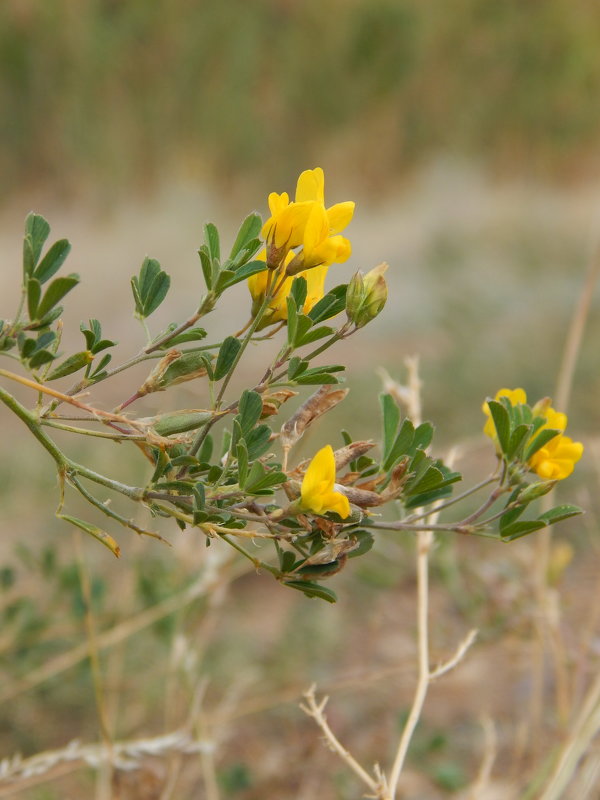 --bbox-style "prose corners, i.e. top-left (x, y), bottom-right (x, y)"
top-left (2, 0), bottom-right (600, 202)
